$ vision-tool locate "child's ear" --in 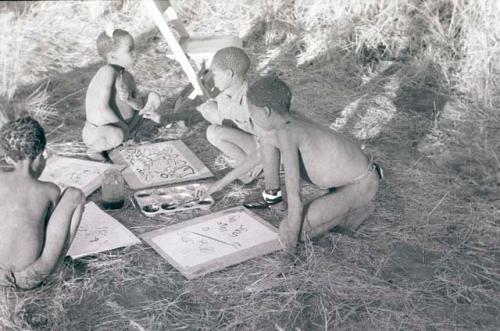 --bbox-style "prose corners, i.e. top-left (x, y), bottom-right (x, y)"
top-left (5, 156), bottom-right (14, 165)
top-left (30, 154), bottom-right (46, 177)
top-left (227, 69), bottom-right (234, 78)
top-left (32, 154), bottom-right (42, 166)
top-left (264, 106), bottom-right (272, 118)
